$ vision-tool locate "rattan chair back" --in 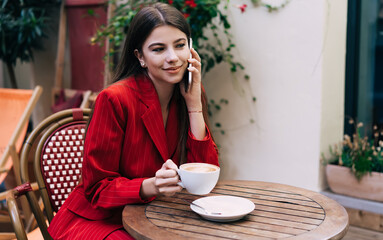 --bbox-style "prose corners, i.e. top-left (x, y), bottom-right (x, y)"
top-left (19, 108), bottom-right (91, 239)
